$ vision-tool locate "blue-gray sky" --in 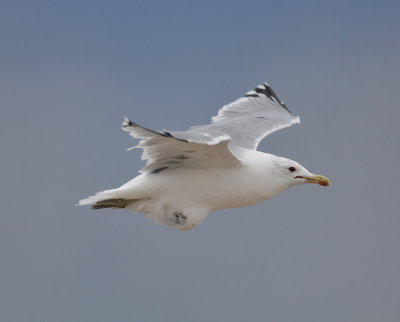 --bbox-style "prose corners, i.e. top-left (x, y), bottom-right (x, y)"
top-left (1, 1), bottom-right (400, 321)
